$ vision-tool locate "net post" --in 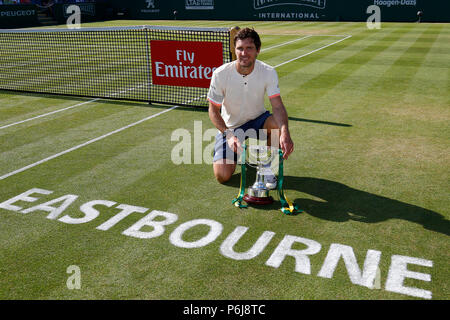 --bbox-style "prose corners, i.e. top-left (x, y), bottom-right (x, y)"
top-left (229, 26), bottom-right (240, 61)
